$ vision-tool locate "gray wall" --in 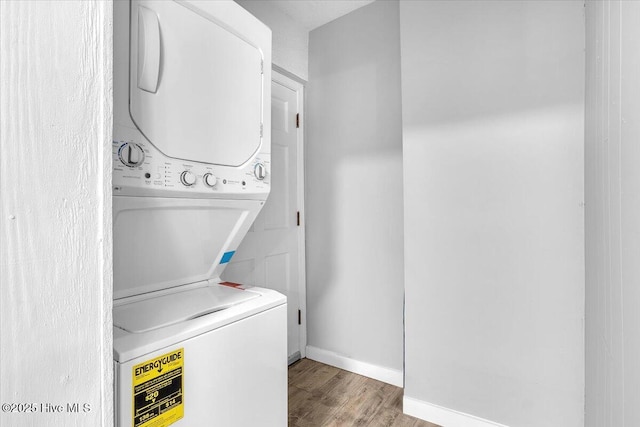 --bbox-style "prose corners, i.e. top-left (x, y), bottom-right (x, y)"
top-left (400, 1), bottom-right (585, 426)
top-left (306, 0), bottom-right (404, 373)
top-left (585, 1), bottom-right (640, 426)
